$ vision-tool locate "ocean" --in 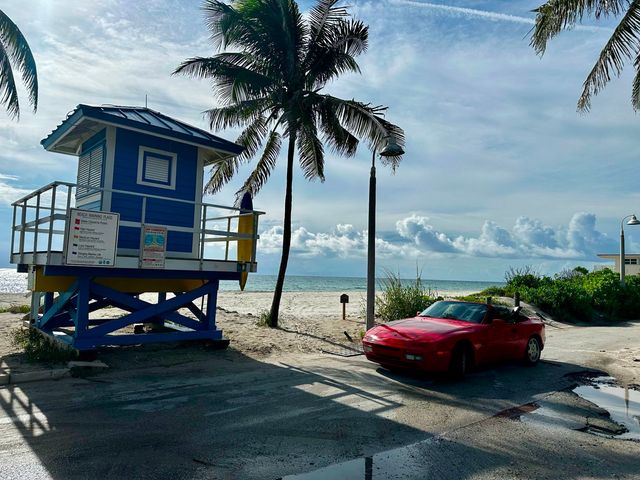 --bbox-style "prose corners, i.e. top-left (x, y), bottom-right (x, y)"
top-left (0, 268), bottom-right (501, 294)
